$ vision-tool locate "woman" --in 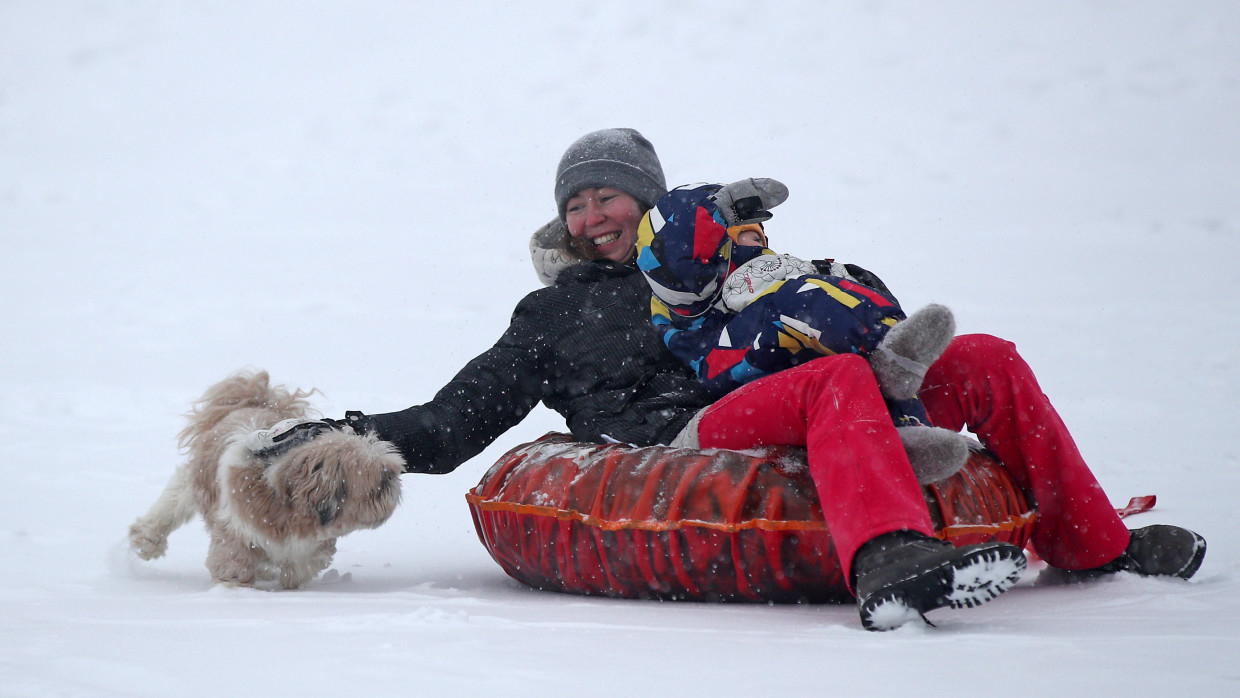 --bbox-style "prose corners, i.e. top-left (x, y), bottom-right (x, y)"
top-left (258, 128), bottom-right (1205, 631)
